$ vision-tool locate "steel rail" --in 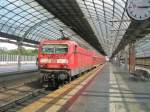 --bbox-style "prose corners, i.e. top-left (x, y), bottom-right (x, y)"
top-left (0, 88), bottom-right (47, 112)
top-left (0, 69), bottom-right (38, 78)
